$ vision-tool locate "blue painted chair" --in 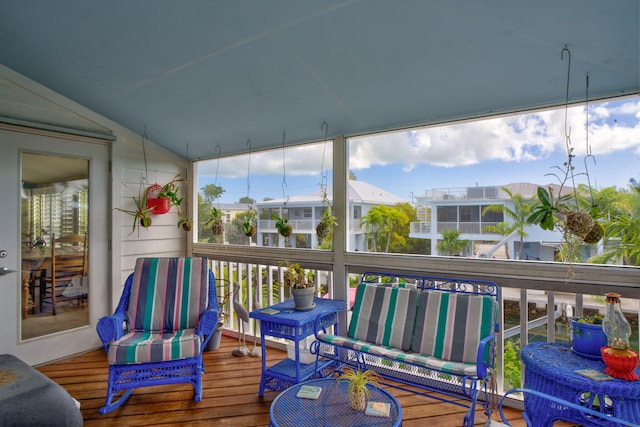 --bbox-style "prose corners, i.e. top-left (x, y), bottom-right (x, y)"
top-left (96, 257), bottom-right (219, 414)
top-left (496, 388), bottom-right (638, 427)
